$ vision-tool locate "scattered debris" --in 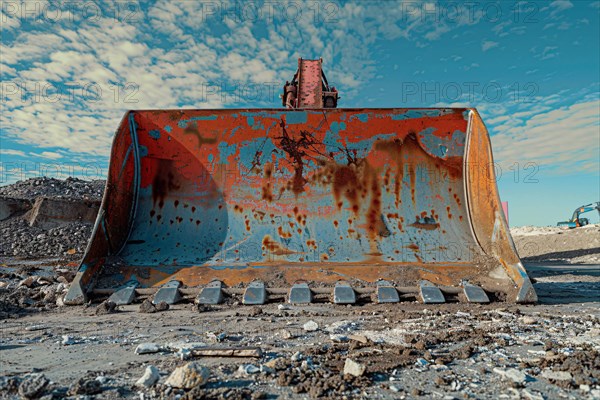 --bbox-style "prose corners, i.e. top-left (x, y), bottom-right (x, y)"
top-left (190, 346), bottom-right (262, 358)
top-left (325, 320), bottom-right (359, 333)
